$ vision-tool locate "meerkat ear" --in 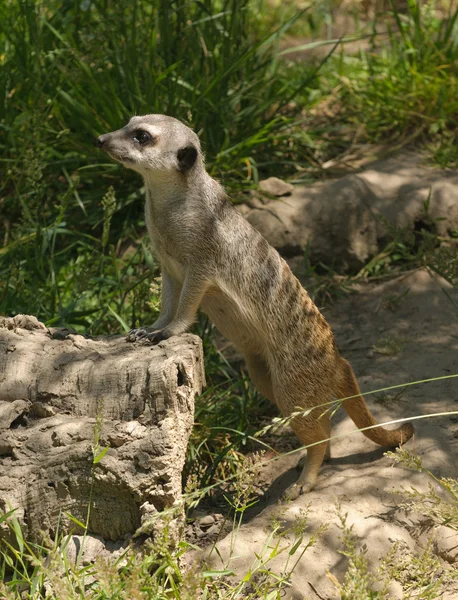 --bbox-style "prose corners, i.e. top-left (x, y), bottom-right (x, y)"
top-left (177, 145), bottom-right (198, 173)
